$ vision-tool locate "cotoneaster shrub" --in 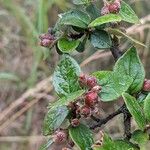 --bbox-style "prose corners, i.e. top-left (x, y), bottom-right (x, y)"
top-left (39, 0), bottom-right (150, 150)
